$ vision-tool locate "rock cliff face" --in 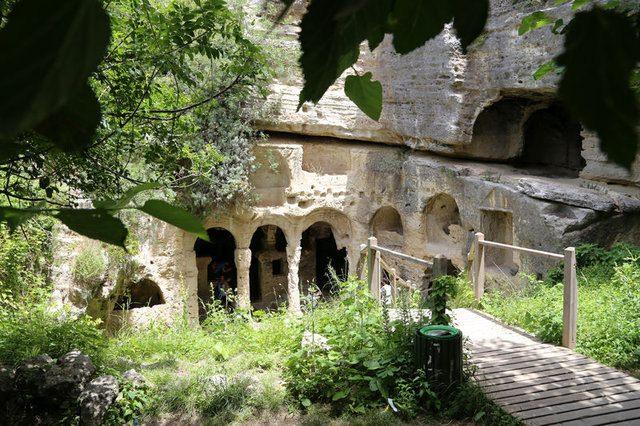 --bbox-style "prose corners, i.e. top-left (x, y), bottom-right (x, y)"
top-left (257, 0), bottom-right (640, 184)
top-left (52, 0), bottom-right (640, 327)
